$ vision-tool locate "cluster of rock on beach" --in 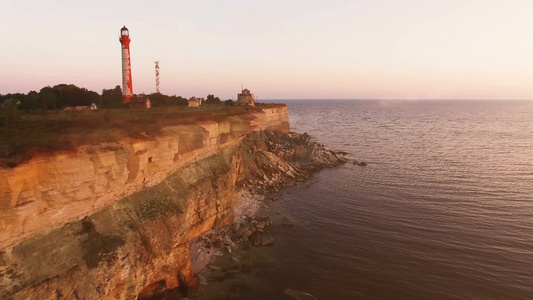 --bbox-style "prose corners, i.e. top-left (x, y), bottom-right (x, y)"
top-left (184, 131), bottom-right (349, 299)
